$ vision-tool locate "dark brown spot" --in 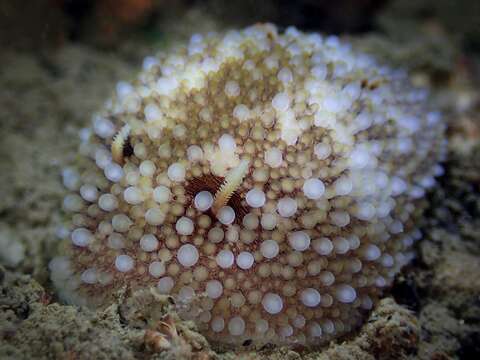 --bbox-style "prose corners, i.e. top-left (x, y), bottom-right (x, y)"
top-left (123, 136), bottom-right (134, 158)
top-left (242, 339), bottom-right (252, 346)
